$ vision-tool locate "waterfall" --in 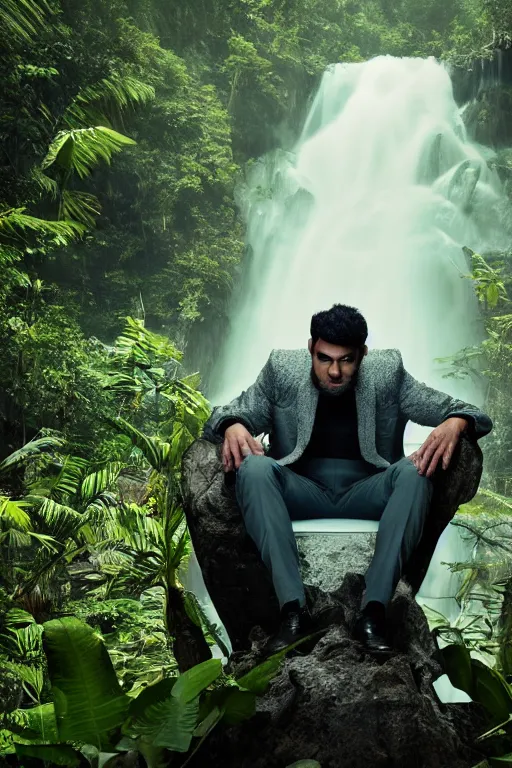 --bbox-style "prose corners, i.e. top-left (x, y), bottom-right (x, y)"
top-left (210, 55), bottom-right (510, 454)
